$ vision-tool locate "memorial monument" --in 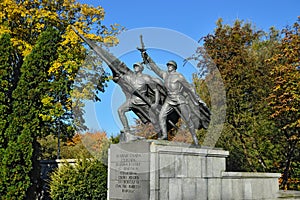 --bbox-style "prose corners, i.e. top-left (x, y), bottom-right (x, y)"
top-left (72, 27), bottom-right (281, 199)
top-left (72, 27), bottom-right (210, 143)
